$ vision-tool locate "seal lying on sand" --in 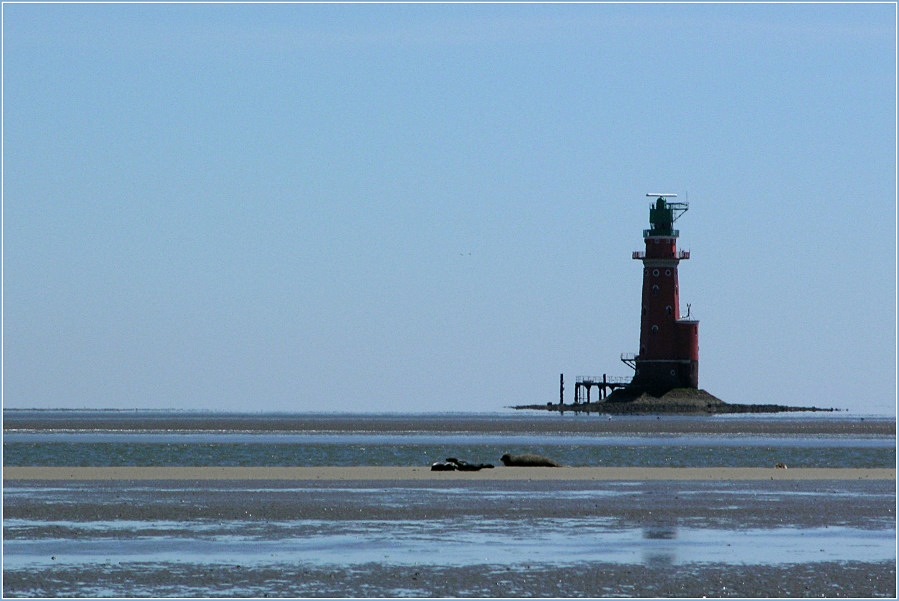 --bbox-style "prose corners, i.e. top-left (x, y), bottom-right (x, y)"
top-left (430, 458), bottom-right (495, 471)
top-left (430, 461), bottom-right (457, 471)
top-left (500, 453), bottom-right (562, 467)
top-left (446, 458), bottom-right (494, 471)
